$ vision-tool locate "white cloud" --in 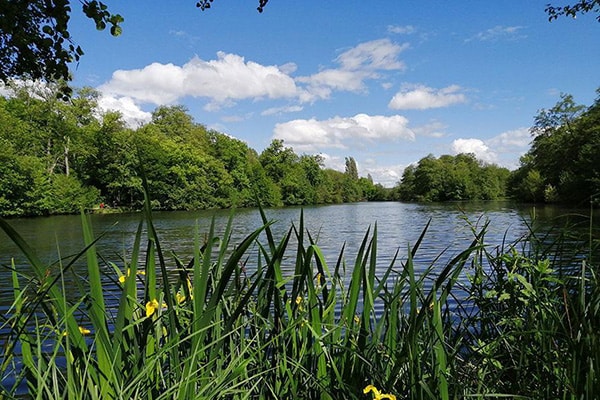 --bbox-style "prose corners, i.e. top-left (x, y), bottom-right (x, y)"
top-left (486, 127), bottom-right (531, 169)
top-left (362, 163), bottom-right (405, 187)
top-left (452, 138), bottom-right (497, 163)
top-left (97, 39), bottom-right (410, 108)
top-left (319, 153), bottom-right (345, 171)
top-left (387, 25), bottom-right (416, 35)
top-left (451, 128), bottom-right (531, 168)
top-left (0, 84), bottom-right (13, 98)
top-left (261, 105), bottom-right (304, 116)
top-left (319, 154), bottom-right (404, 187)
top-left (297, 39), bottom-right (409, 102)
top-left (273, 114), bottom-right (414, 152)
top-left (97, 95), bottom-right (152, 127)
top-left (487, 127), bottom-right (531, 149)
top-left (412, 121), bottom-right (448, 138)
top-left (336, 39), bottom-right (409, 71)
top-left (99, 52), bottom-right (299, 107)
top-left (465, 25), bottom-right (526, 42)
top-left (389, 84), bottom-right (467, 110)
top-left (297, 69), bottom-right (369, 94)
